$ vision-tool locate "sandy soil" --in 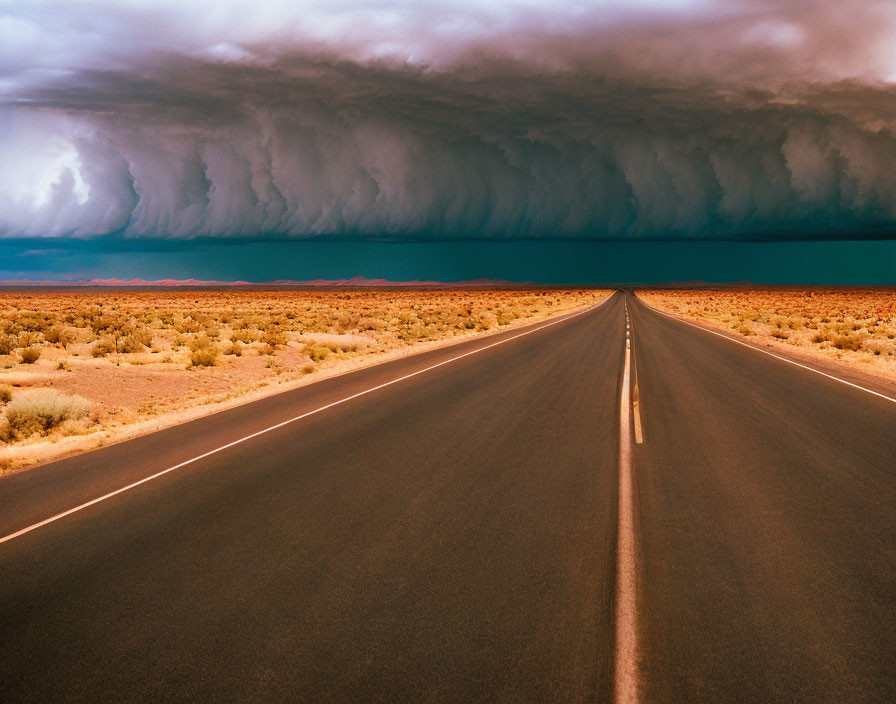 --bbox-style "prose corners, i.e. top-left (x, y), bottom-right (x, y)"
top-left (0, 289), bottom-right (609, 474)
top-left (637, 288), bottom-right (896, 388)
